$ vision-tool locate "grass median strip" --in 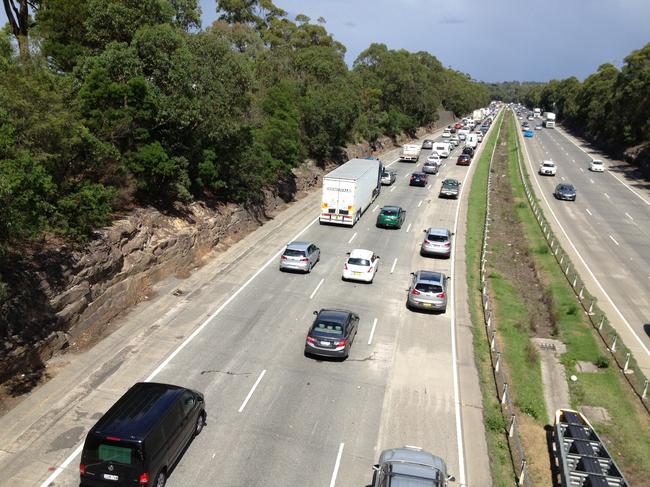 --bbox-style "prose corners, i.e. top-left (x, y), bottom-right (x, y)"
top-left (465, 112), bottom-right (516, 487)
